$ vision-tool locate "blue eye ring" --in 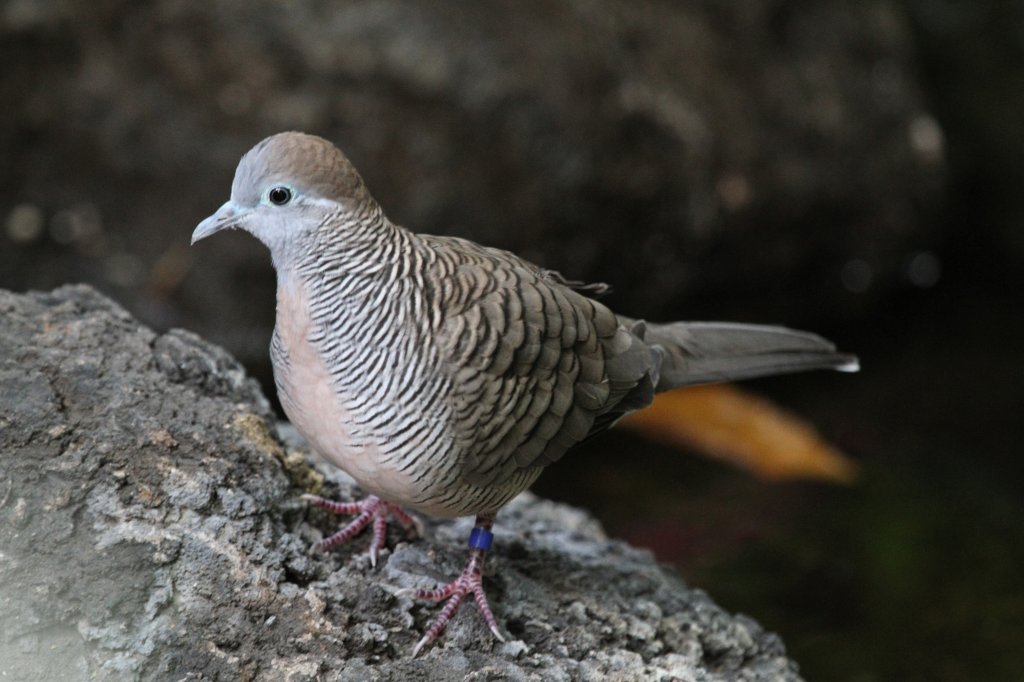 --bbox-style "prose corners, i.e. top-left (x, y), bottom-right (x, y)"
top-left (268, 186), bottom-right (293, 206)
